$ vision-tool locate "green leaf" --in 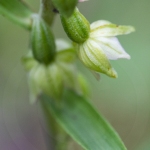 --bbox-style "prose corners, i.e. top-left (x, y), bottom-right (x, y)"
top-left (0, 0), bottom-right (33, 29)
top-left (40, 90), bottom-right (127, 150)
